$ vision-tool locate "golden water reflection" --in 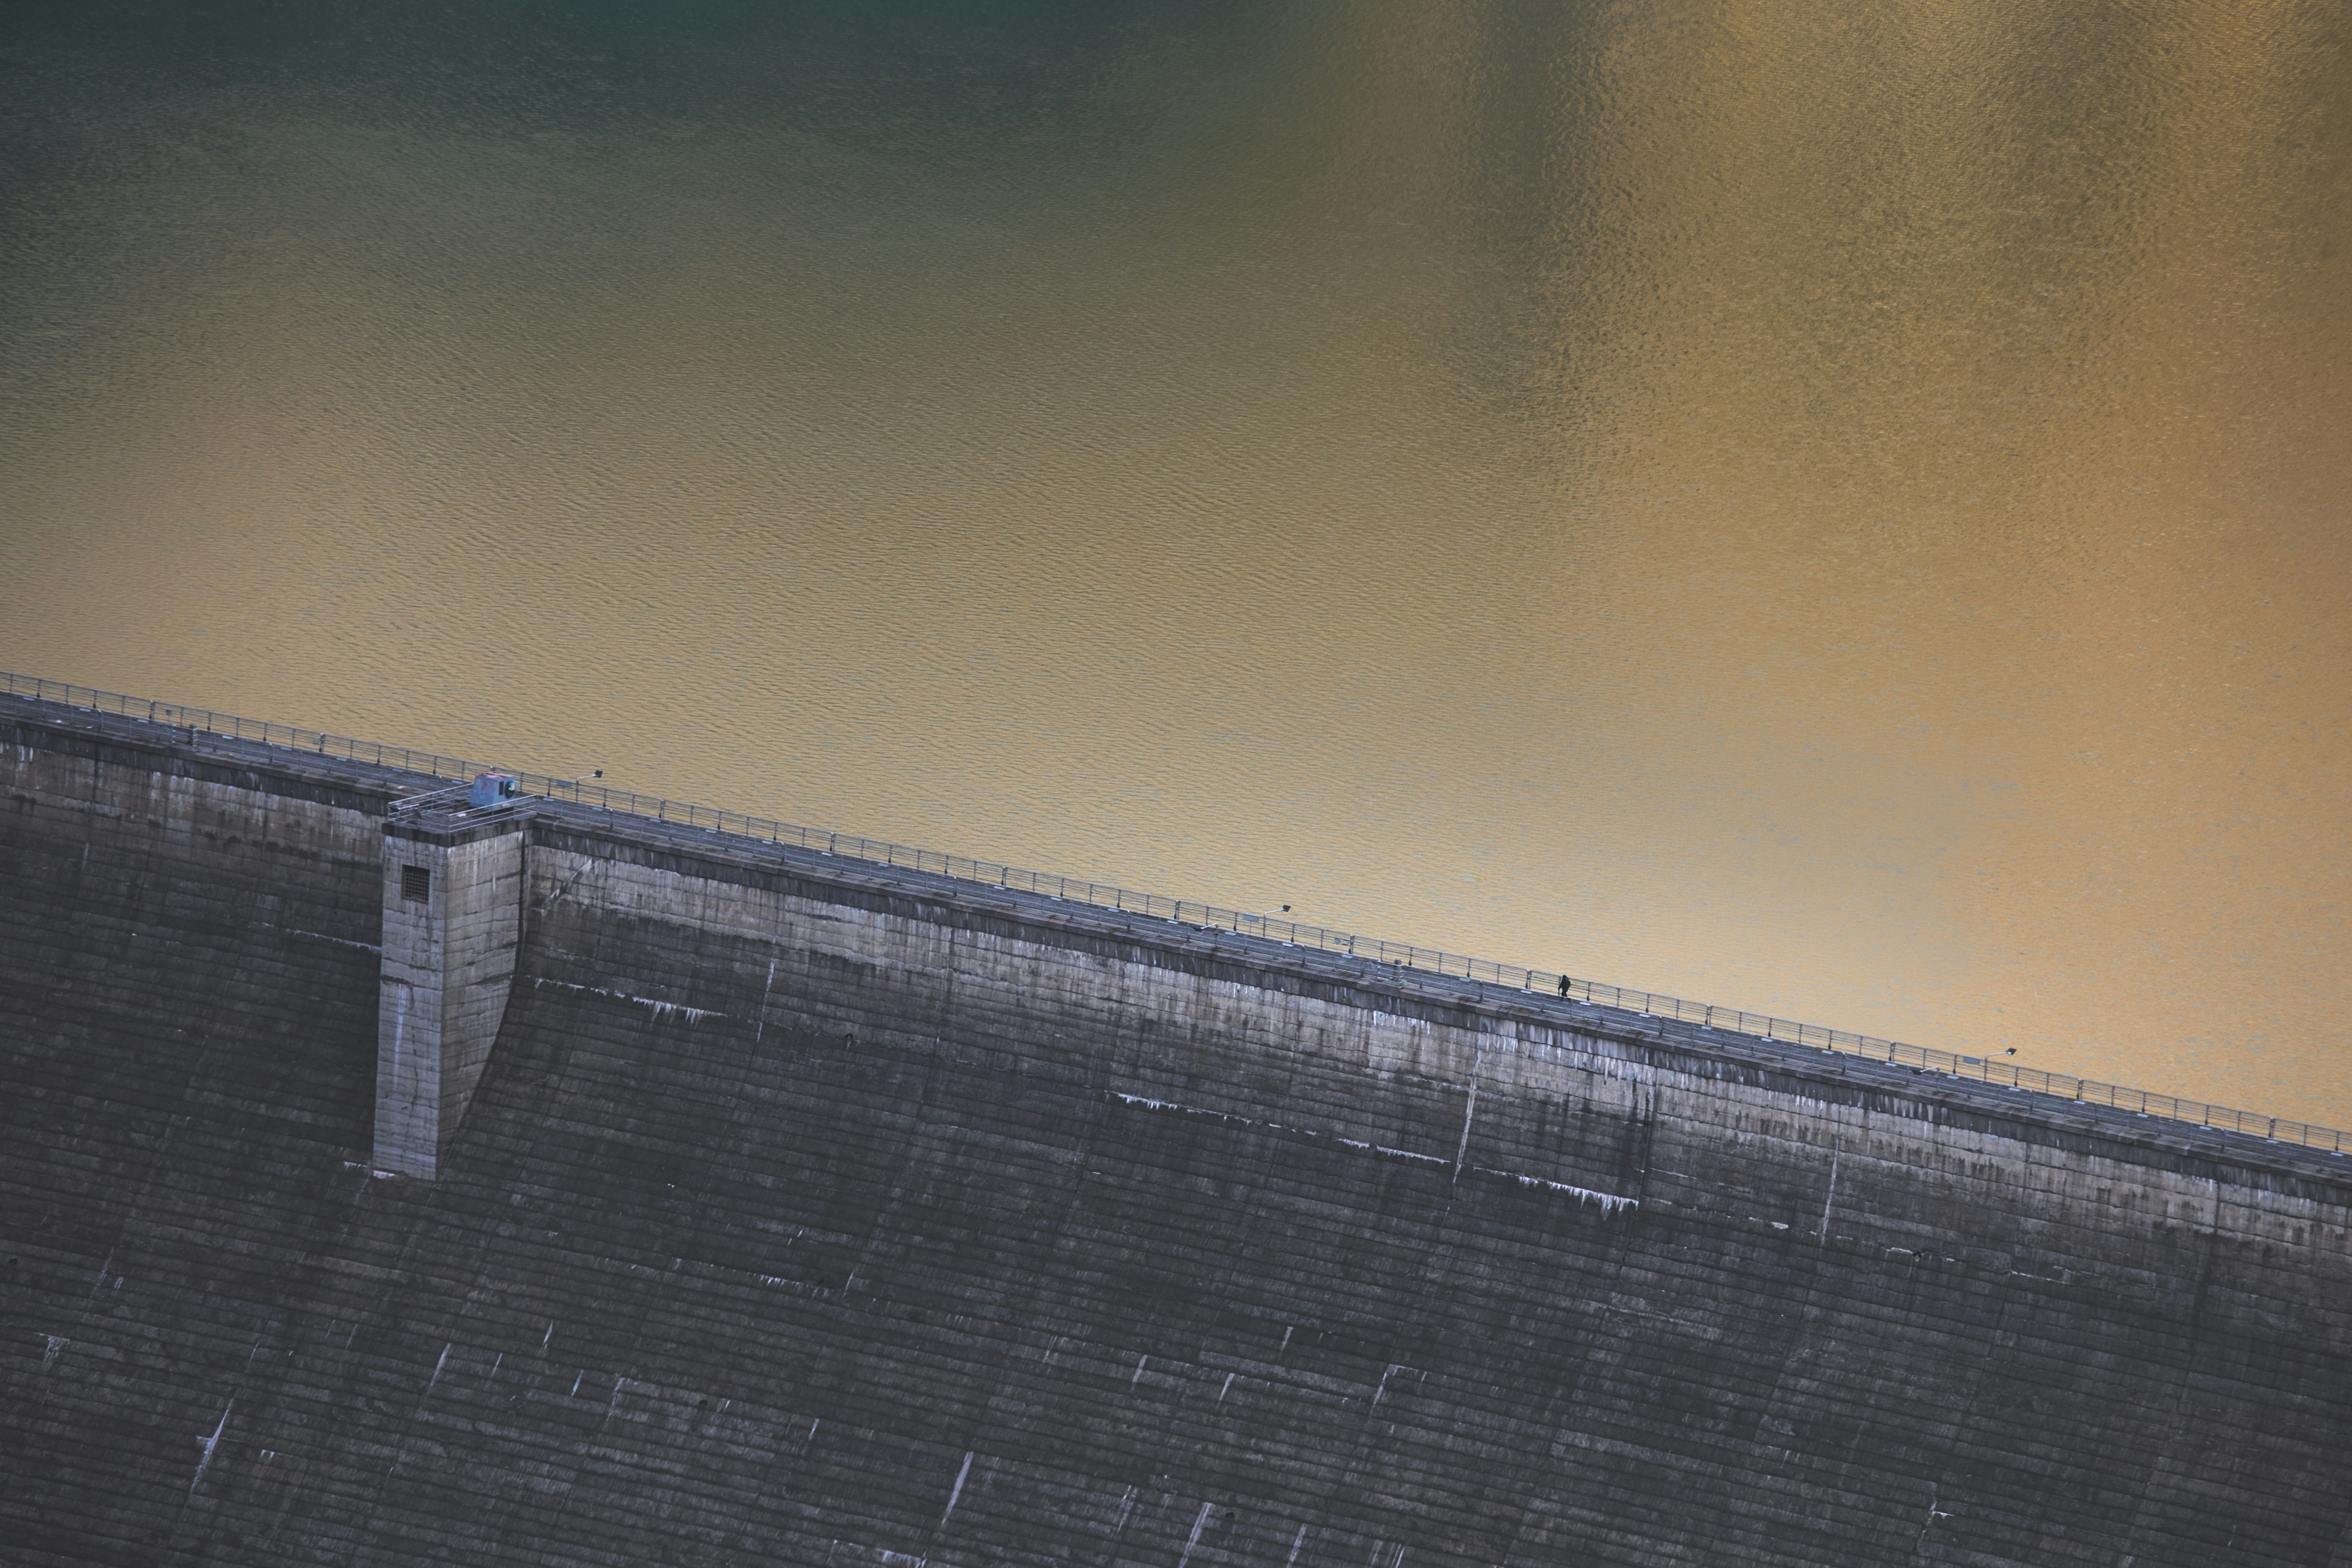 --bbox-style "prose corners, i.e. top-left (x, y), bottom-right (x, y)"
top-left (3, 0), bottom-right (2345, 1121)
